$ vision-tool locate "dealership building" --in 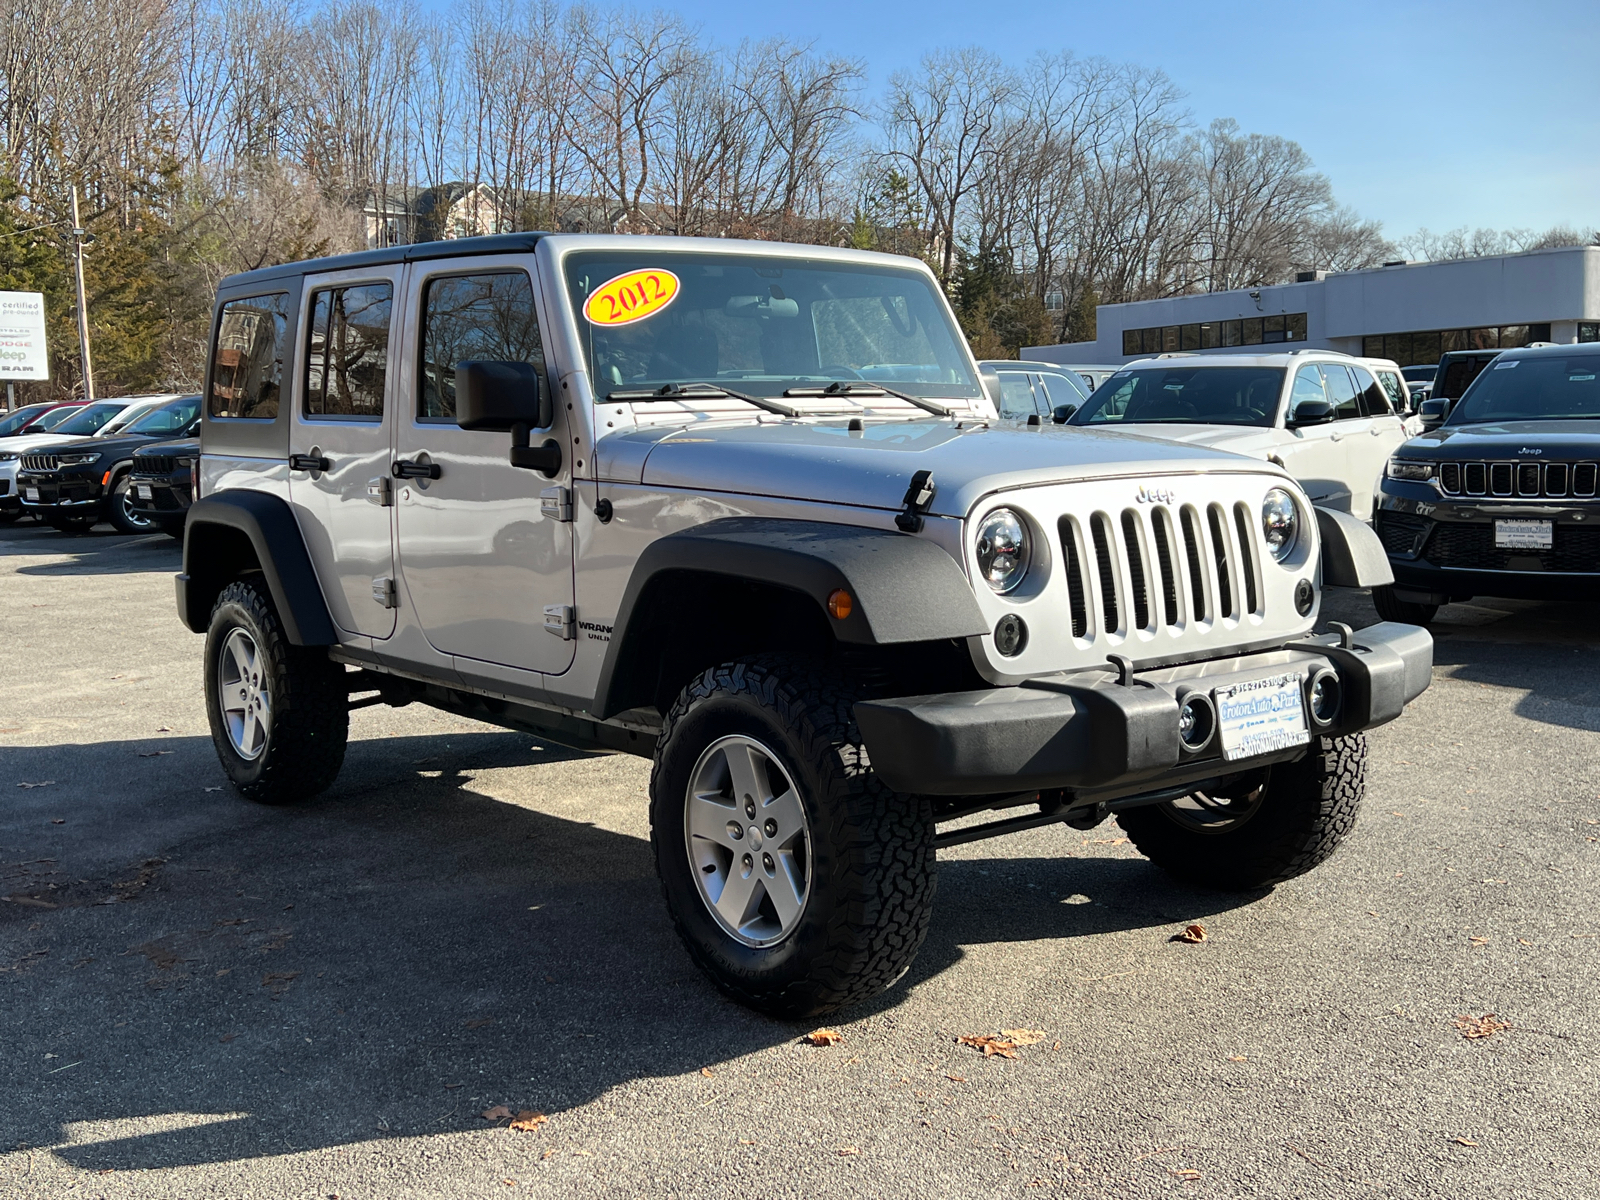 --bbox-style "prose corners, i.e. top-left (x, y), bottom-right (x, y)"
top-left (1025, 244), bottom-right (1600, 368)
